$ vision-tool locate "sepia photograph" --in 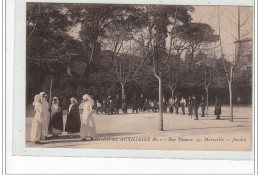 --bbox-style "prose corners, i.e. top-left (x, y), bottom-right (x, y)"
top-left (25, 3), bottom-right (253, 151)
